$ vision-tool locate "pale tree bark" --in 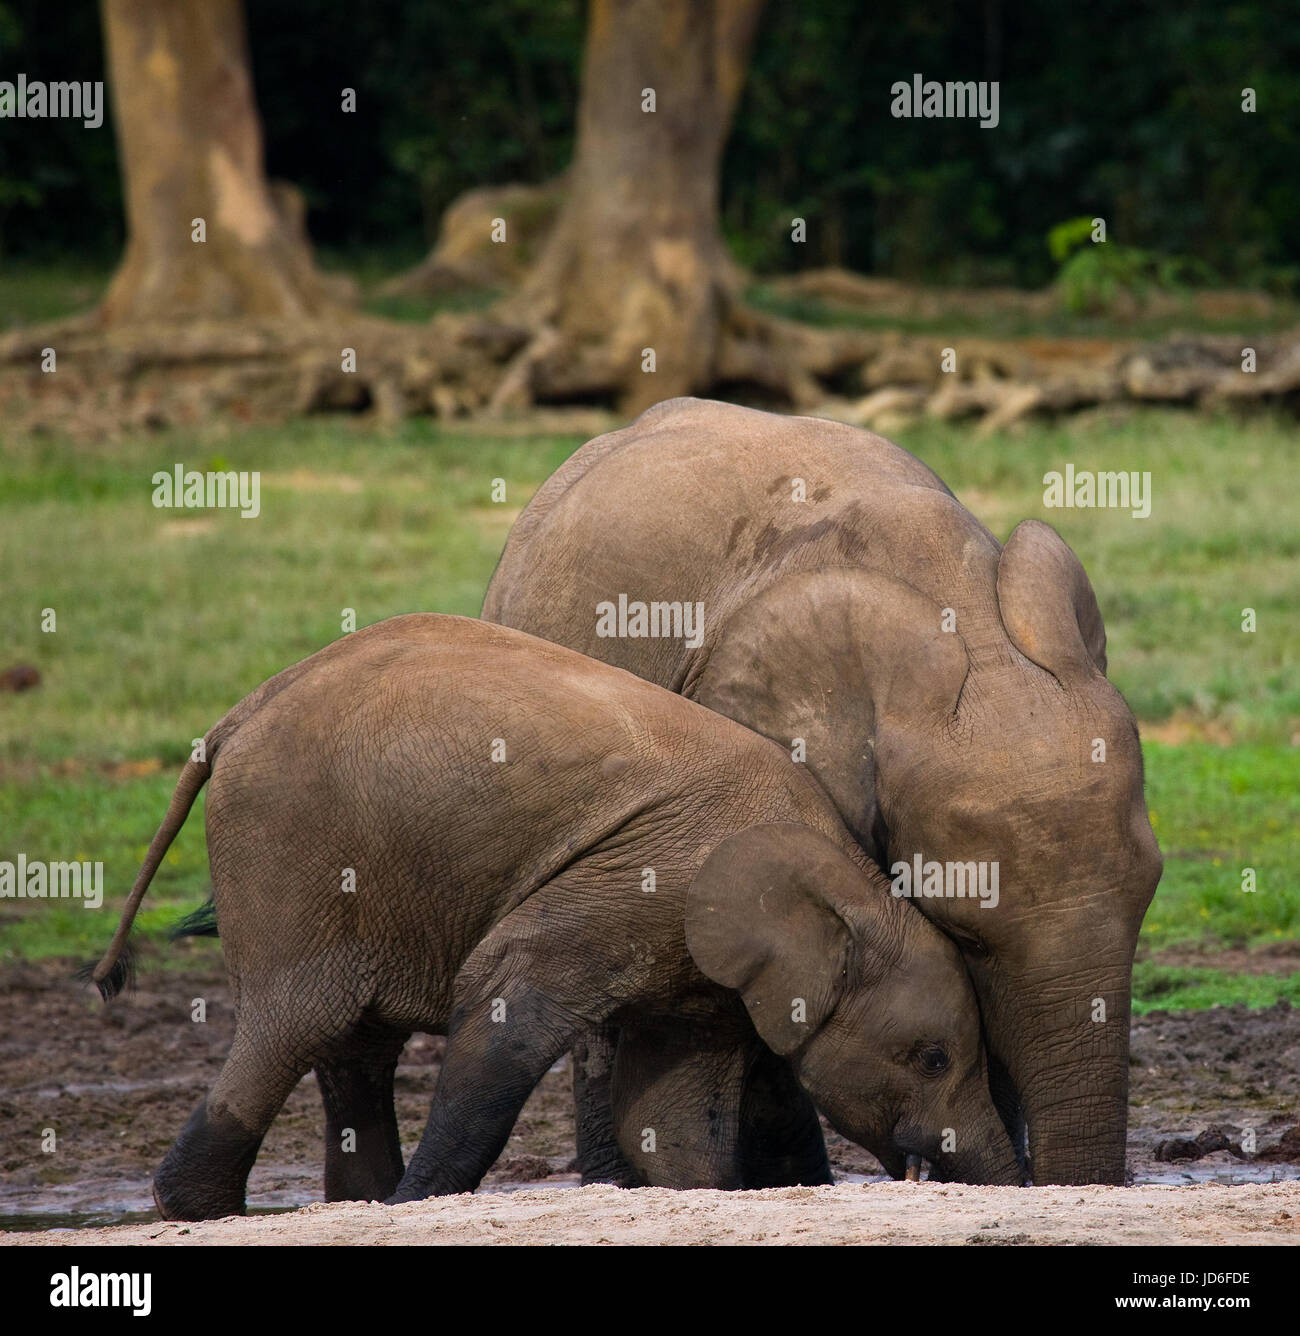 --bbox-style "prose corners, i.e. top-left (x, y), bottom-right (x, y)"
top-left (498, 0), bottom-right (767, 413)
top-left (382, 179), bottom-right (568, 300)
top-left (97, 0), bottom-right (336, 325)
